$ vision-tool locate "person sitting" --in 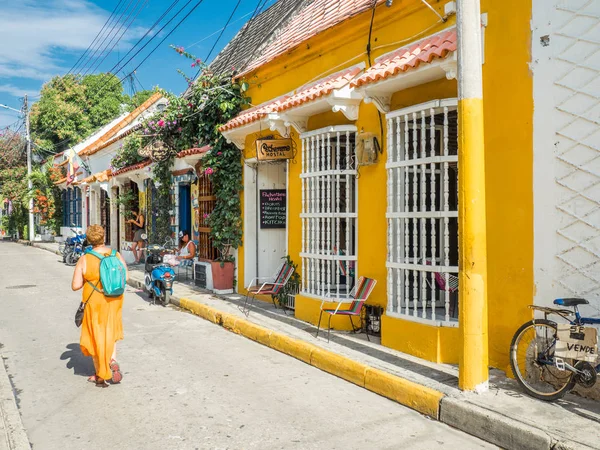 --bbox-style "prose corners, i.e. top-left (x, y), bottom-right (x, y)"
top-left (163, 230), bottom-right (196, 266)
